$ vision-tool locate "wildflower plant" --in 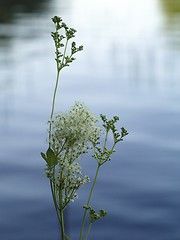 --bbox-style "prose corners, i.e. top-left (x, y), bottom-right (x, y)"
top-left (41, 16), bottom-right (128, 240)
